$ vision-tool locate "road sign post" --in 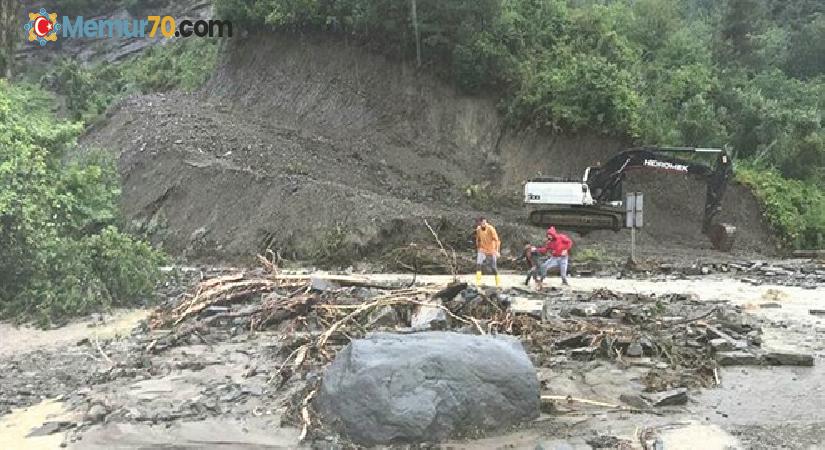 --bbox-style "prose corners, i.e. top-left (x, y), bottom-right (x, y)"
top-left (626, 192), bottom-right (643, 262)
